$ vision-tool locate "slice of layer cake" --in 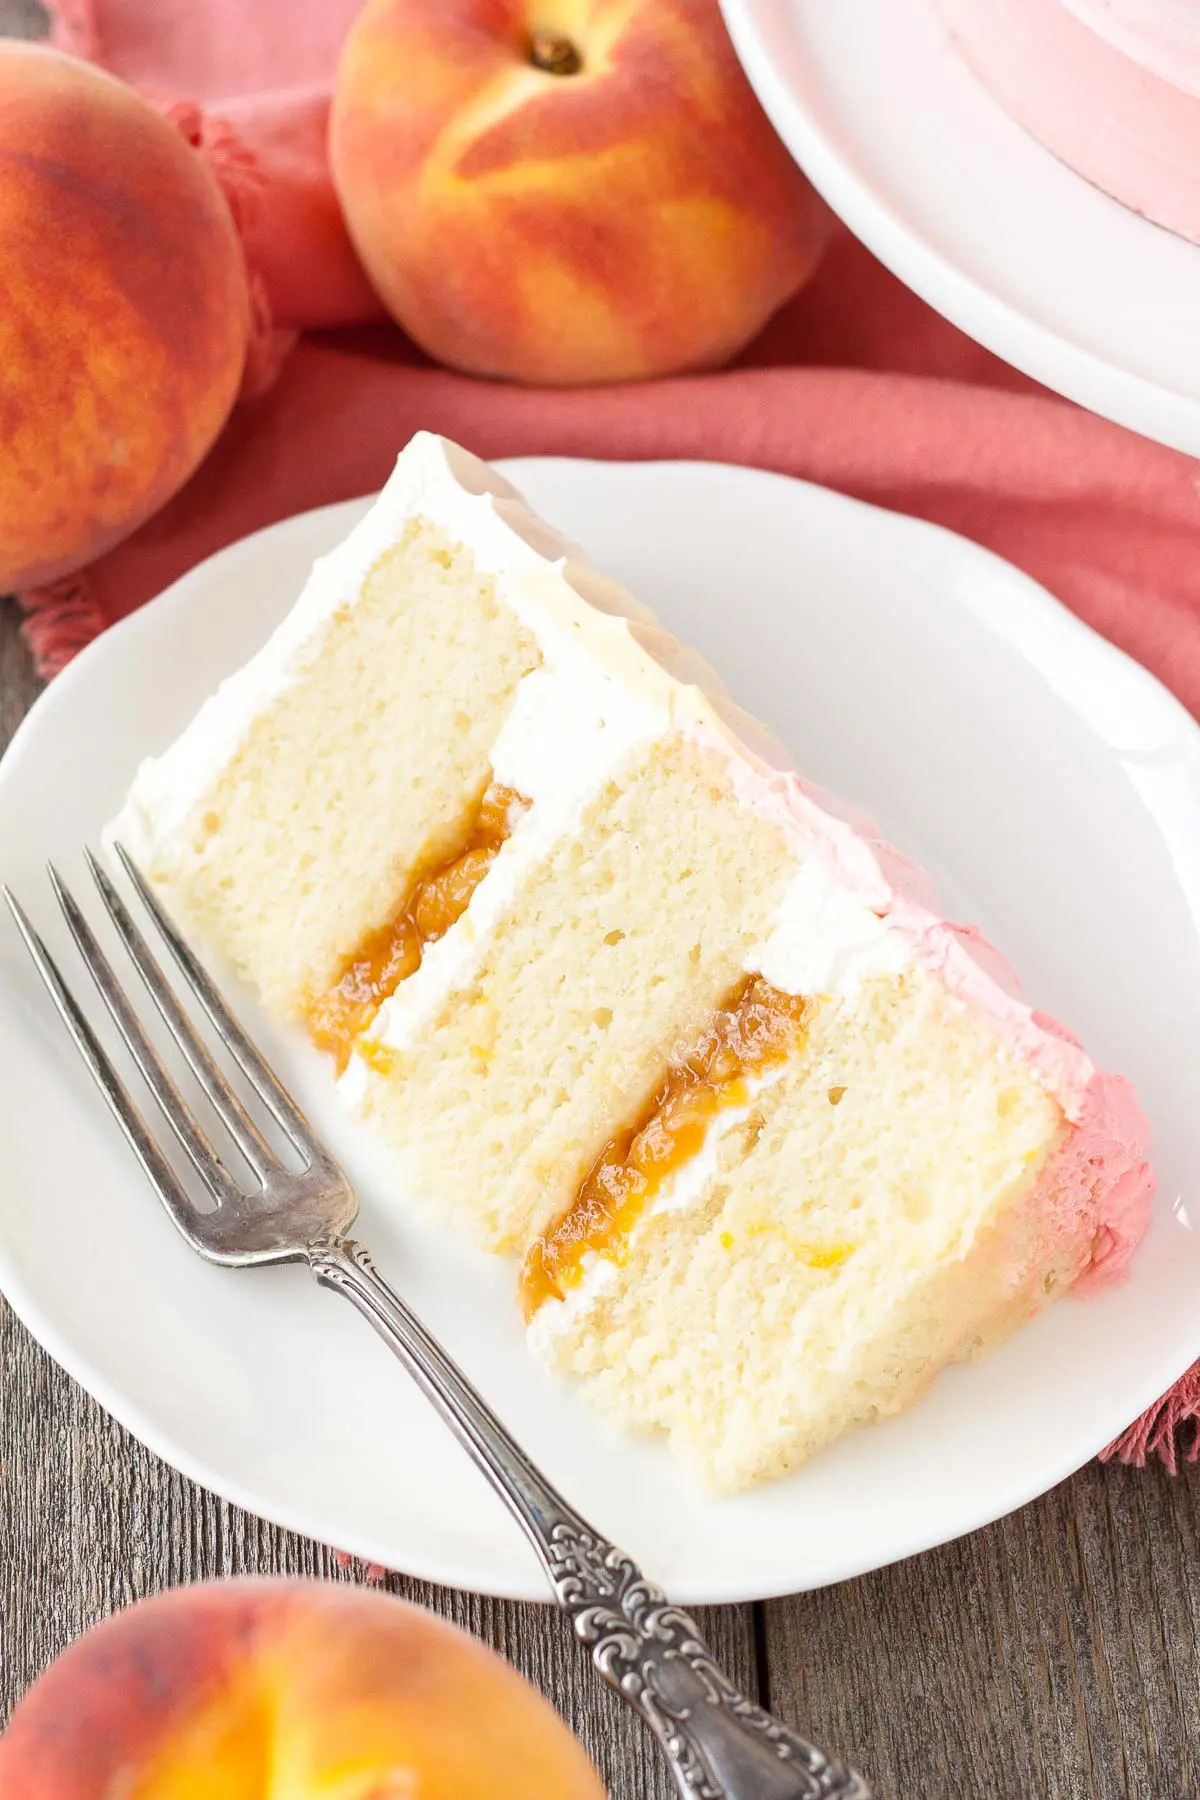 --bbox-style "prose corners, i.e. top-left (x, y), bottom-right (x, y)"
top-left (114, 432), bottom-right (1154, 1492)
